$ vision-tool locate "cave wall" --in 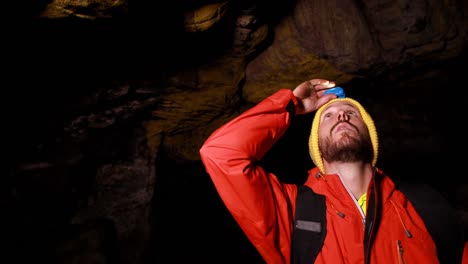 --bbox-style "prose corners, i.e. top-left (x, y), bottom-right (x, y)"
top-left (4, 0), bottom-right (468, 263)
